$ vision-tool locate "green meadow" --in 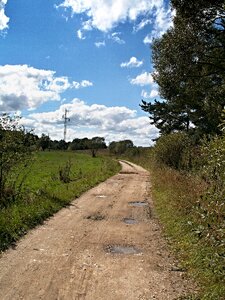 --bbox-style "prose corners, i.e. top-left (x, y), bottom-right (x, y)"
top-left (0, 151), bottom-right (120, 251)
